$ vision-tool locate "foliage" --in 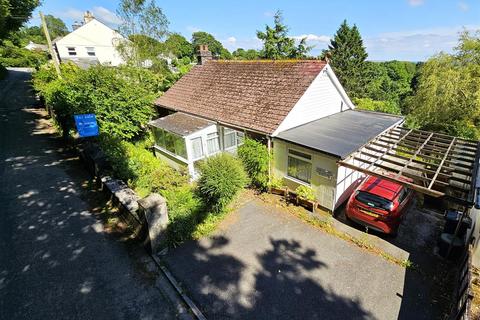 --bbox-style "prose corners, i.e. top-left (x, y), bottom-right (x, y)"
top-left (353, 97), bottom-right (401, 115)
top-left (116, 0), bottom-right (169, 66)
top-left (191, 31), bottom-right (232, 59)
top-left (43, 14), bottom-right (68, 40)
top-left (164, 33), bottom-right (194, 59)
top-left (406, 30), bottom-right (480, 139)
top-left (256, 10), bottom-right (312, 59)
top-left (33, 63), bottom-right (166, 140)
top-left (237, 138), bottom-right (270, 190)
top-left (197, 153), bottom-right (248, 212)
top-left (295, 185), bottom-right (315, 201)
top-left (232, 48), bottom-right (260, 60)
top-left (0, 0), bottom-right (39, 40)
top-left (268, 176), bottom-right (284, 189)
top-left (323, 20), bottom-right (368, 98)
top-left (0, 42), bottom-right (48, 67)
